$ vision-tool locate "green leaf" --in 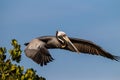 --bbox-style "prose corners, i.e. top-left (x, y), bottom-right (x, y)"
top-left (2, 73), bottom-right (5, 80)
top-left (0, 47), bottom-right (6, 61)
top-left (11, 65), bottom-right (16, 71)
top-left (21, 66), bottom-right (24, 71)
top-left (21, 75), bottom-right (25, 80)
top-left (11, 39), bottom-right (18, 46)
